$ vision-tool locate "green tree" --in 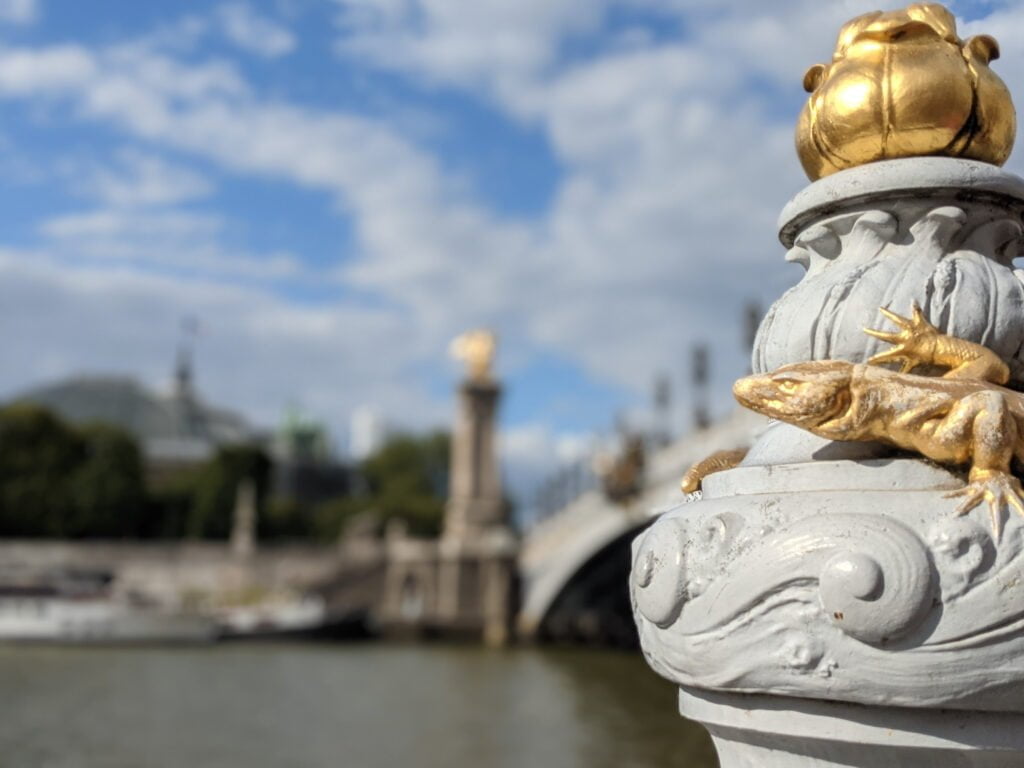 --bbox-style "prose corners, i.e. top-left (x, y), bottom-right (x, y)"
top-left (262, 496), bottom-right (316, 539)
top-left (0, 403), bottom-right (84, 536)
top-left (0, 405), bottom-right (151, 538)
top-left (312, 494), bottom-right (371, 540)
top-left (188, 443), bottom-right (271, 539)
top-left (0, 405), bottom-right (457, 542)
top-left (317, 431), bottom-right (450, 538)
top-left (68, 422), bottom-right (146, 537)
top-left (142, 475), bottom-right (195, 539)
